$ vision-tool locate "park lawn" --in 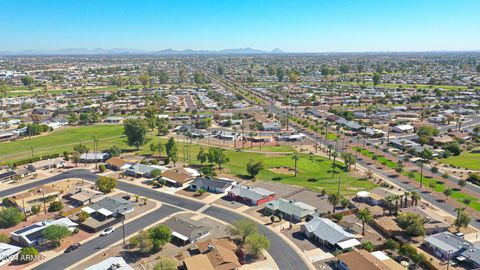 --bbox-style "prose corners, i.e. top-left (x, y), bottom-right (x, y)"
top-left (0, 125), bottom-right (126, 164)
top-left (252, 145), bottom-right (295, 152)
top-left (181, 145), bottom-right (376, 195)
top-left (442, 150), bottom-right (480, 170)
